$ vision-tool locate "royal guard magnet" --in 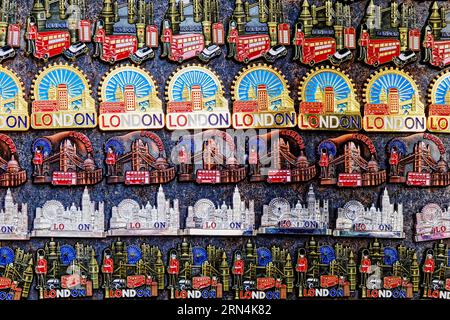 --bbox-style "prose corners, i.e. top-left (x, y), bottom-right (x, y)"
top-left (299, 66), bottom-right (361, 131)
top-left (387, 133), bottom-right (450, 187)
top-left (105, 131), bottom-right (175, 185)
top-left (358, 239), bottom-right (419, 299)
top-left (26, 0), bottom-right (91, 61)
top-left (363, 67), bottom-right (425, 132)
top-left (166, 65), bottom-right (230, 130)
top-left (232, 241), bottom-right (293, 300)
top-left (32, 187), bottom-right (105, 238)
top-left (32, 131), bottom-right (102, 186)
top-left (34, 239), bottom-right (99, 299)
top-left (0, 1), bottom-right (20, 63)
top-left (31, 63), bottom-right (97, 130)
top-left (228, 0), bottom-right (289, 64)
top-left (358, 0), bottom-right (420, 67)
top-left (0, 133), bottom-right (26, 187)
top-left (423, 2), bottom-right (450, 68)
top-left (415, 203), bottom-right (450, 242)
top-left (93, 0), bottom-right (158, 65)
top-left (294, 0), bottom-right (355, 66)
top-left (109, 186), bottom-right (180, 236)
top-left (318, 134), bottom-right (386, 187)
top-left (168, 239), bottom-right (229, 299)
top-left (334, 188), bottom-right (404, 239)
top-left (0, 189), bottom-right (28, 240)
top-left (248, 130), bottom-right (316, 183)
top-left (161, 0), bottom-right (224, 63)
top-left (0, 66), bottom-right (29, 131)
top-left (421, 240), bottom-right (450, 299)
top-left (0, 246), bottom-right (33, 300)
top-left (231, 64), bottom-right (295, 129)
top-left (99, 65), bottom-right (163, 130)
top-left (296, 237), bottom-right (356, 298)
top-left (428, 70), bottom-right (450, 132)
top-left (258, 185), bottom-right (331, 236)
top-left (102, 239), bottom-right (164, 299)
top-left (184, 186), bottom-right (254, 236)
top-left (174, 130), bottom-right (246, 184)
